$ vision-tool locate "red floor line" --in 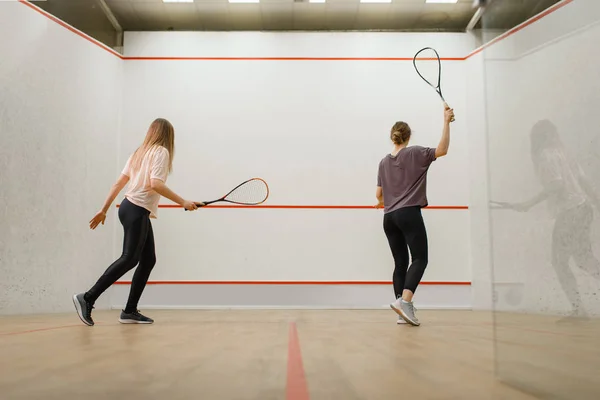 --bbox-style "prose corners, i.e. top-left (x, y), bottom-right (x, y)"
top-left (0, 324), bottom-right (87, 336)
top-left (286, 322), bottom-right (310, 400)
